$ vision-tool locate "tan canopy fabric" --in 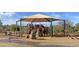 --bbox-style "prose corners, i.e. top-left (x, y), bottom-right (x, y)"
top-left (19, 14), bottom-right (60, 22)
